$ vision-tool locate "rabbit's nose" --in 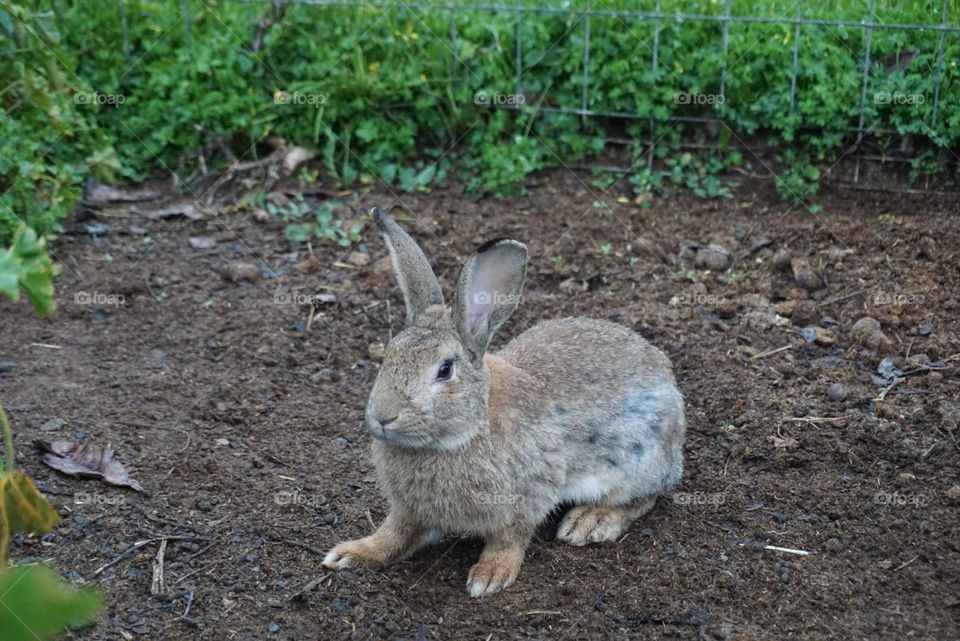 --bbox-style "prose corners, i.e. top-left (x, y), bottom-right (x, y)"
top-left (377, 415), bottom-right (398, 428)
